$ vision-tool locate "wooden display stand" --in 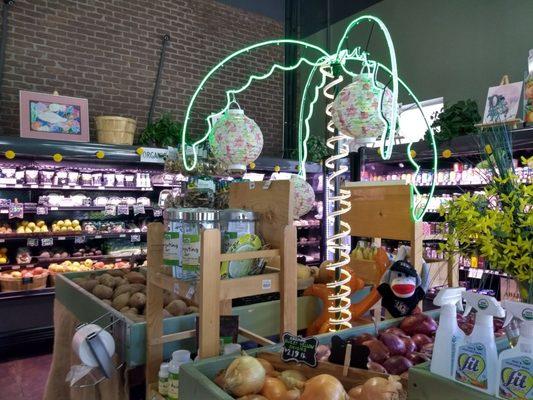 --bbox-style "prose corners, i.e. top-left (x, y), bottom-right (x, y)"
top-left (144, 180), bottom-right (297, 398)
